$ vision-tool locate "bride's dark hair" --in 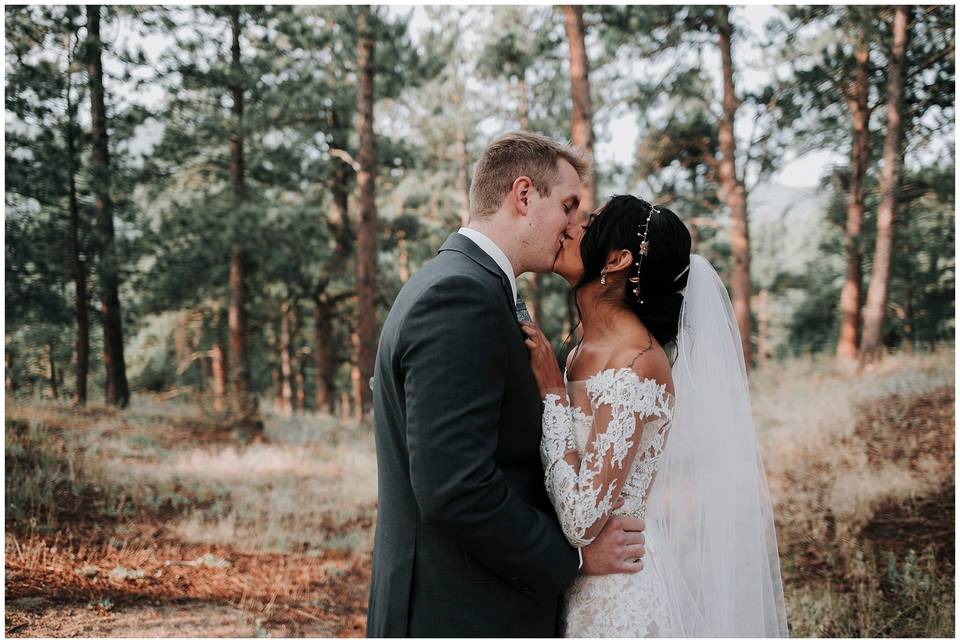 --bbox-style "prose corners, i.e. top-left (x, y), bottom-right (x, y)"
top-left (573, 195), bottom-right (692, 348)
